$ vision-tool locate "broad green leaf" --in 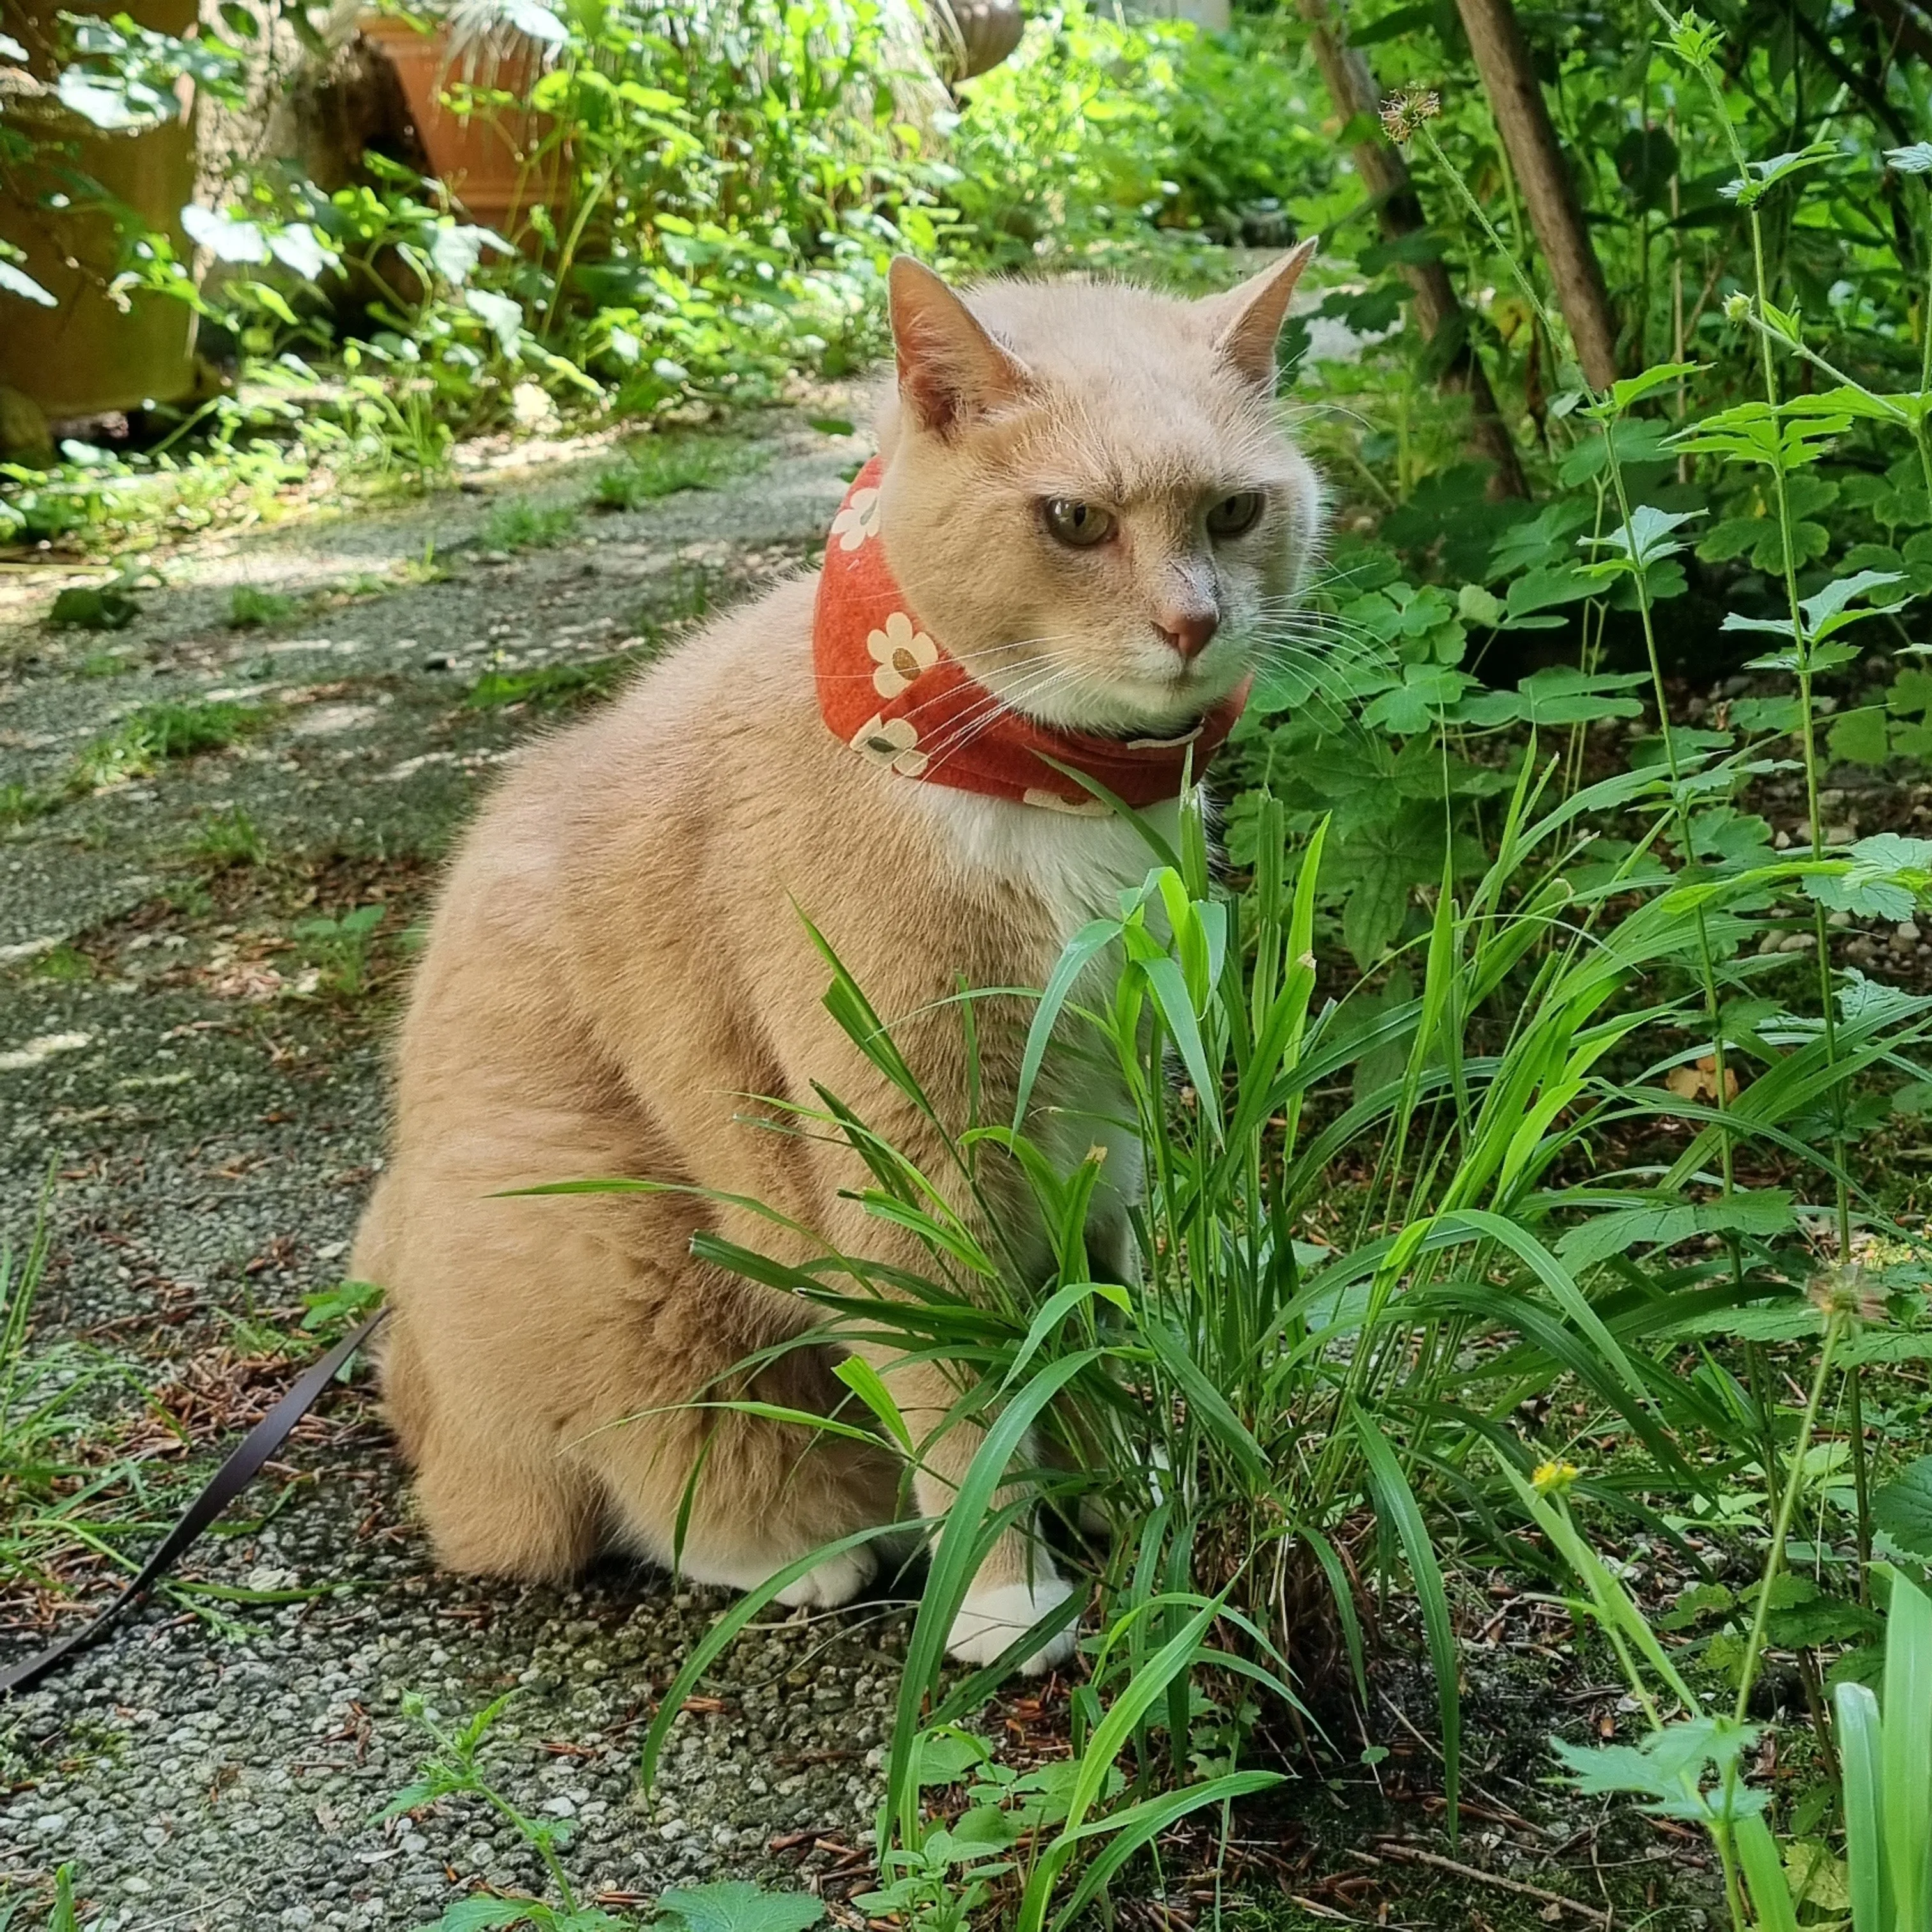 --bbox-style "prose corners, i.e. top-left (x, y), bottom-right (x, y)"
top-left (1603, 361), bottom-right (1705, 413)
top-left (1557, 1192), bottom-right (1795, 1273)
top-left (1505, 564), bottom-right (1599, 618)
top-left (1830, 707), bottom-right (1892, 765)
top-left (425, 1901), bottom-right (539, 1931)
top-left (1833, 1680), bottom-right (1884, 1932)
top-left (1581, 503), bottom-right (1703, 568)
top-left (1872, 1455), bottom-right (1932, 1556)
top-left (1698, 516), bottom-right (1771, 563)
top-left (656, 1882), bottom-right (825, 1932)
